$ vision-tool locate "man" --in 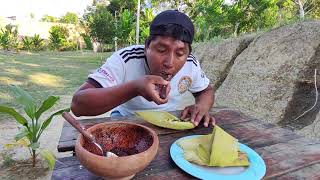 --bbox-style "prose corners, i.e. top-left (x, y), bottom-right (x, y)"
top-left (71, 10), bottom-right (215, 127)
